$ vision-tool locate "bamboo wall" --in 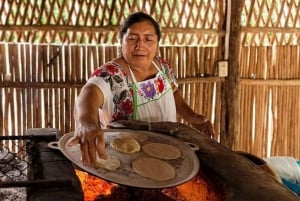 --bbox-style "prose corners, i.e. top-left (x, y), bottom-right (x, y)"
top-left (234, 0), bottom-right (300, 159)
top-left (236, 46), bottom-right (300, 158)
